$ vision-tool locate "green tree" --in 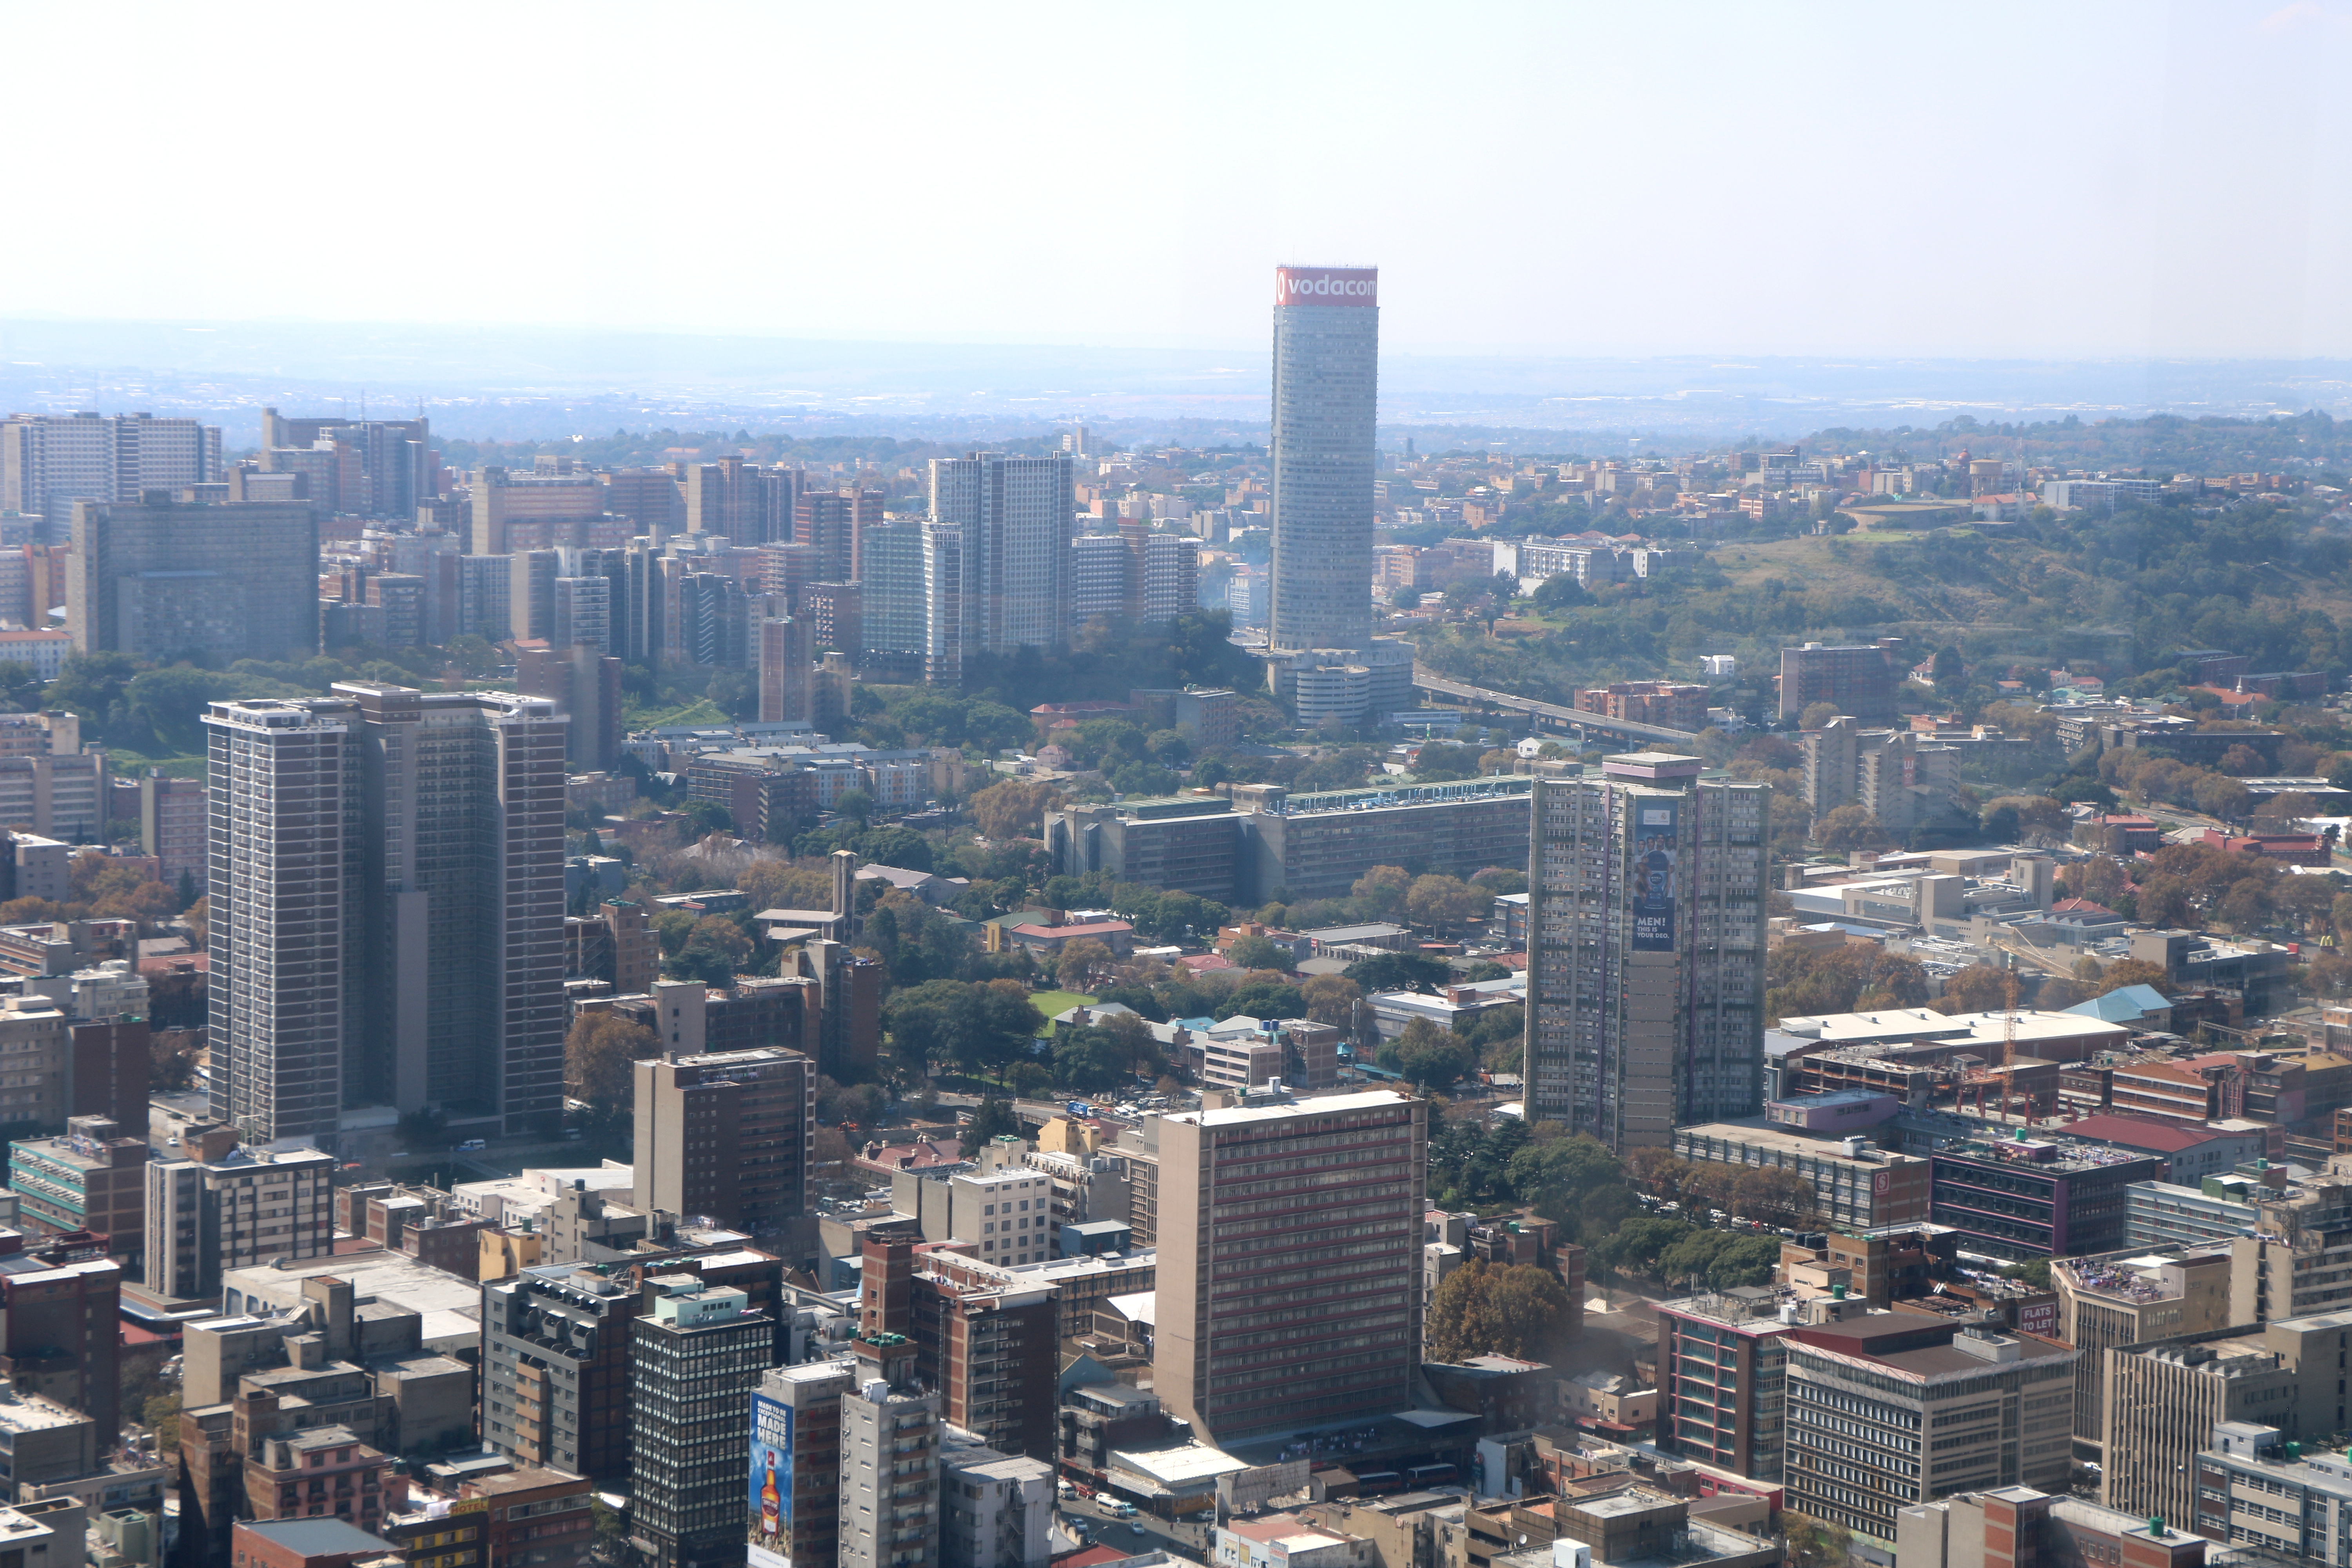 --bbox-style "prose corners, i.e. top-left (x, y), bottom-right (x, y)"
top-left (1054, 938), bottom-right (1114, 993)
top-left (144, 1393), bottom-right (182, 1454)
top-left (962, 1097), bottom-right (1021, 1156)
top-left (1343, 951), bottom-right (1454, 994)
top-left (1784, 1512), bottom-right (1851, 1568)
top-left (1424, 1259), bottom-right (1573, 1363)
top-left (1052, 1026), bottom-right (1132, 1093)
top-left (1351, 865), bottom-right (1414, 917)
top-left (1214, 978), bottom-right (1307, 1022)
top-left (1405, 873), bottom-right (1486, 931)
top-left (1382, 1016), bottom-right (1475, 1088)
top-left (1815, 804), bottom-right (1892, 852)
top-left (1226, 934), bottom-right (1294, 973)
top-left (566, 1013), bottom-right (656, 1117)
